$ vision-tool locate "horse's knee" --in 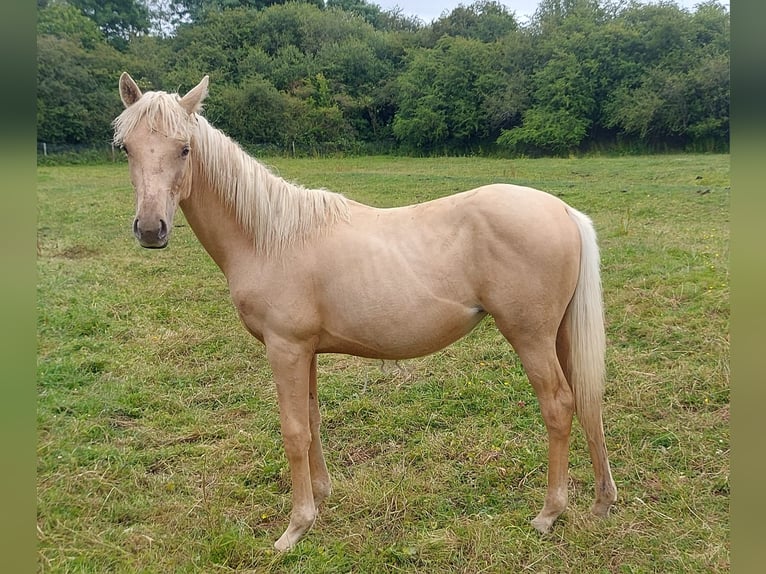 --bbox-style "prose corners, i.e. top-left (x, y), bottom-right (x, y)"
top-left (281, 426), bottom-right (312, 460)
